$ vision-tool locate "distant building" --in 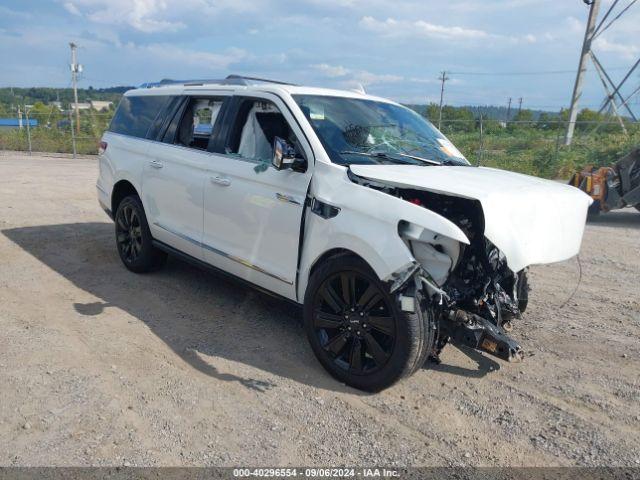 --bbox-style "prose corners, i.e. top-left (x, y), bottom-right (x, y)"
top-left (0, 118), bottom-right (38, 130)
top-left (73, 103), bottom-right (91, 111)
top-left (89, 100), bottom-right (113, 111)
